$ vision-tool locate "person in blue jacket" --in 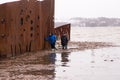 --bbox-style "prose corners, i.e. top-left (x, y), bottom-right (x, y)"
top-left (45, 33), bottom-right (57, 50)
